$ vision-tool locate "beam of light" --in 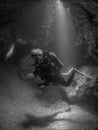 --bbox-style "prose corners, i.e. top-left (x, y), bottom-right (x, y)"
top-left (56, 0), bottom-right (68, 46)
top-left (57, 0), bottom-right (61, 4)
top-left (55, 0), bottom-right (73, 71)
